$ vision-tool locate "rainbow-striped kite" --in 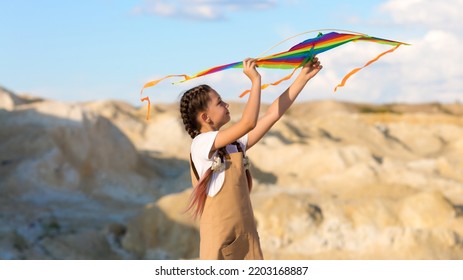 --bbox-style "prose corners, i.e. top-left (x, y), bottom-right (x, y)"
top-left (141, 30), bottom-right (408, 118)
